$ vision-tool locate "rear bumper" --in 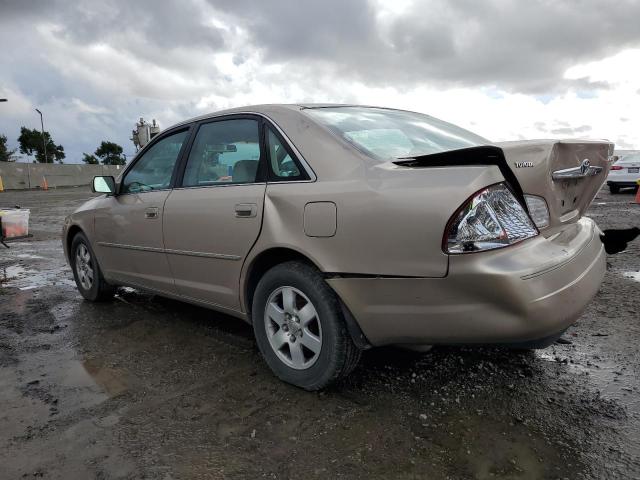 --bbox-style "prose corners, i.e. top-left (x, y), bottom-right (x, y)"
top-left (327, 218), bottom-right (605, 346)
top-left (607, 180), bottom-right (639, 187)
